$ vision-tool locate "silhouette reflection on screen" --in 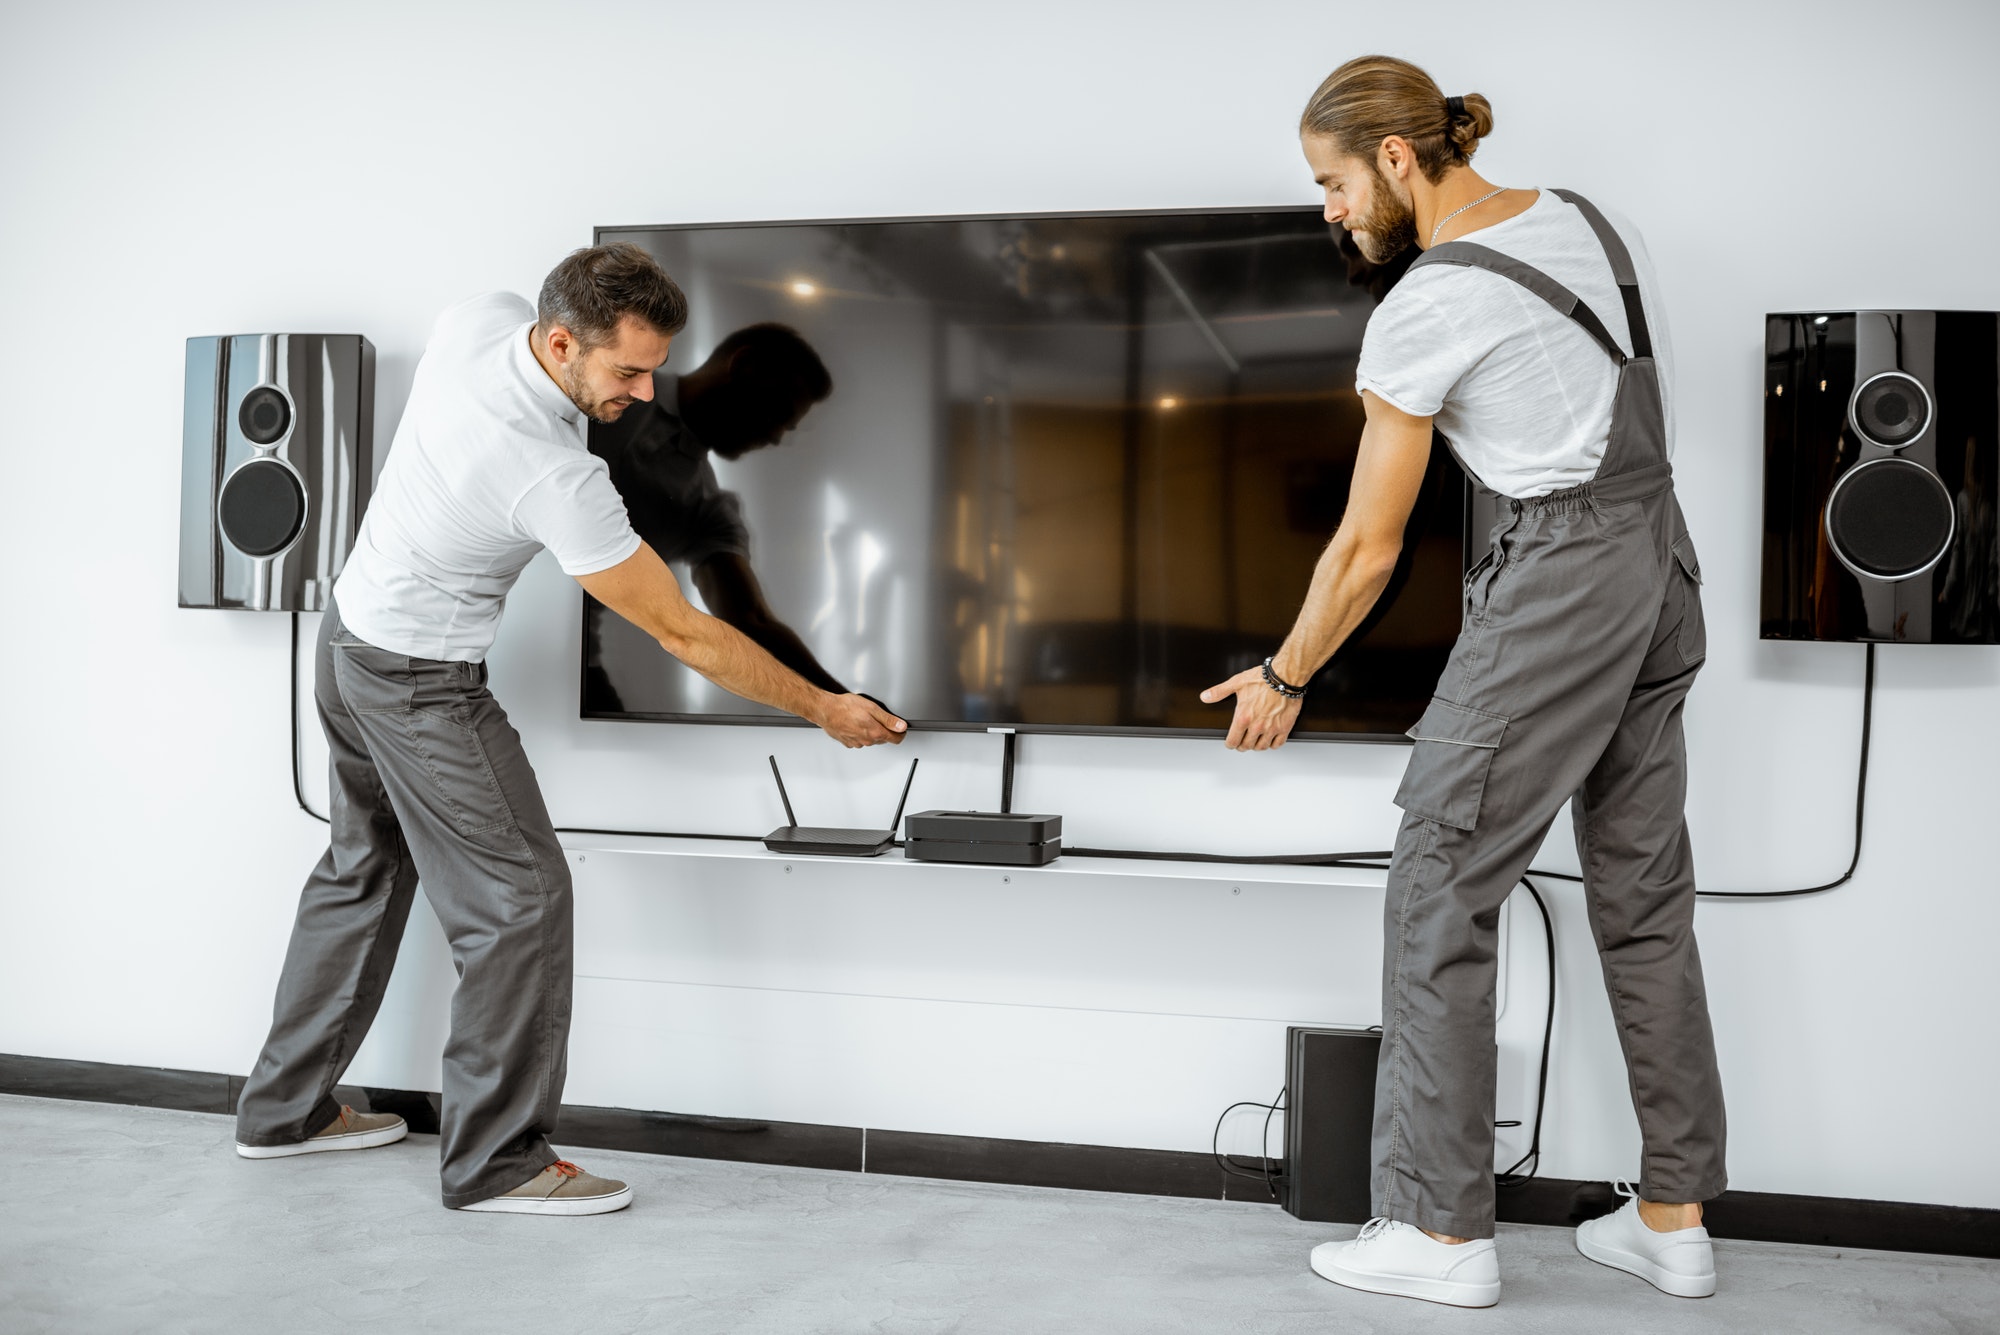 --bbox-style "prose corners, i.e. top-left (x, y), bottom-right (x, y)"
top-left (586, 324), bottom-right (848, 705)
